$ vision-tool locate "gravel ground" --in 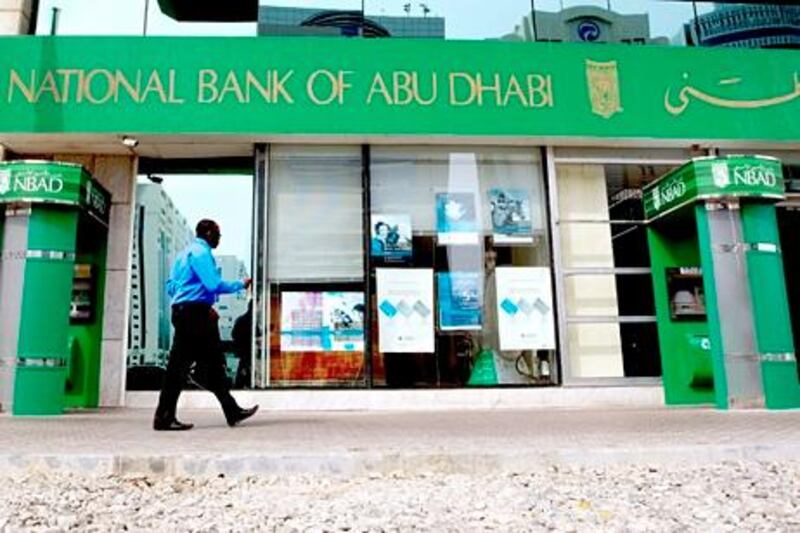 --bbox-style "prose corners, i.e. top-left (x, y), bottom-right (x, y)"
top-left (1, 461), bottom-right (798, 532)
